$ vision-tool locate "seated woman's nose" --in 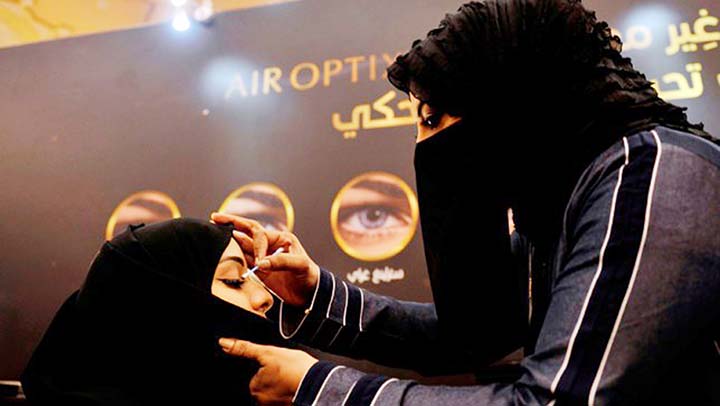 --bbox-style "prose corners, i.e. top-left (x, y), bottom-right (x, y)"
top-left (248, 281), bottom-right (274, 315)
